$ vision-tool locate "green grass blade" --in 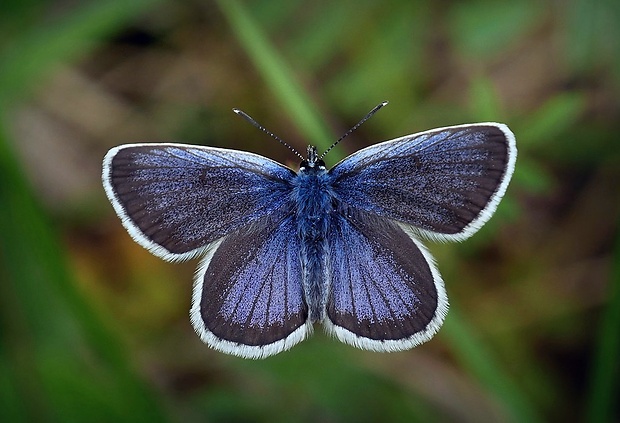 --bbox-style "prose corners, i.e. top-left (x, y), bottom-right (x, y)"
top-left (0, 0), bottom-right (169, 420)
top-left (215, 0), bottom-right (341, 158)
top-left (0, 0), bottom-right (164, 103)
top-left (442, 305), bottom-right (544, 423)
top-left (0, 119), bottom-right (169, 423)
top-left (585, 217), bottom-right (620, 422)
